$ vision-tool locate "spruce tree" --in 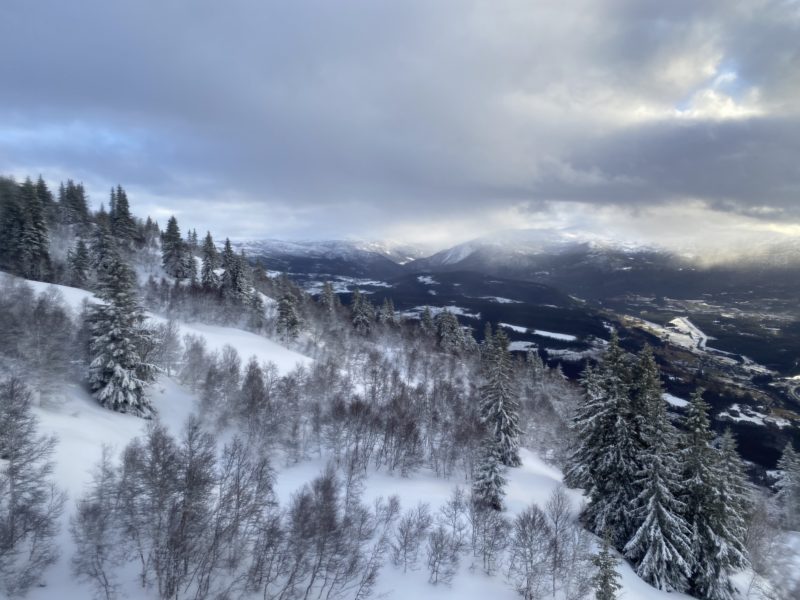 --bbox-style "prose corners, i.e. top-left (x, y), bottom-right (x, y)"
top-left (680, 390), bottom-right (748, 600)
top-left (591, 538), bottom-right (622, 600)
top-left (110, 185), bottom-right (136, 244)
top-left (776, 442), bottom-right (800, 530)
top-left (67, 238), bottom-right (91, 288)
top-left (161, 215), bottom-right (188, 279)
top-left (277, 290), bottom-right (301, 342)
top-left (200, 231), bottom-right (219, 289)
top-left (19, 177), bottom-right (51, 280)
top-left (569, 333), bottom-right (639, 547)
top-left (0, 178), bottom-right (25, 274)
top-left (378, 297), bottom-right (397, 326)
top-left (320, 281), bottom-right (339, 317)
top-left (90, 223), bottom-right (118, 287)
top-left (436, 311), bottom-right (465, 353)
top-left (624, 355), bottom-right (692, 591)
top-left (351, 289), bottom-right (372, 335)
top-left (86, 253), bottom-right (156, 416)
top-left (220, 239), bottom-right (249, 304)
top-left (472, 434), bottom-right (507, 511)
top-left (420, 306), bottom-right (435, 337)
top-left (480, 330), bottom-right (522, 467)
top-left (35, 175), bottom-right (56, 225)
